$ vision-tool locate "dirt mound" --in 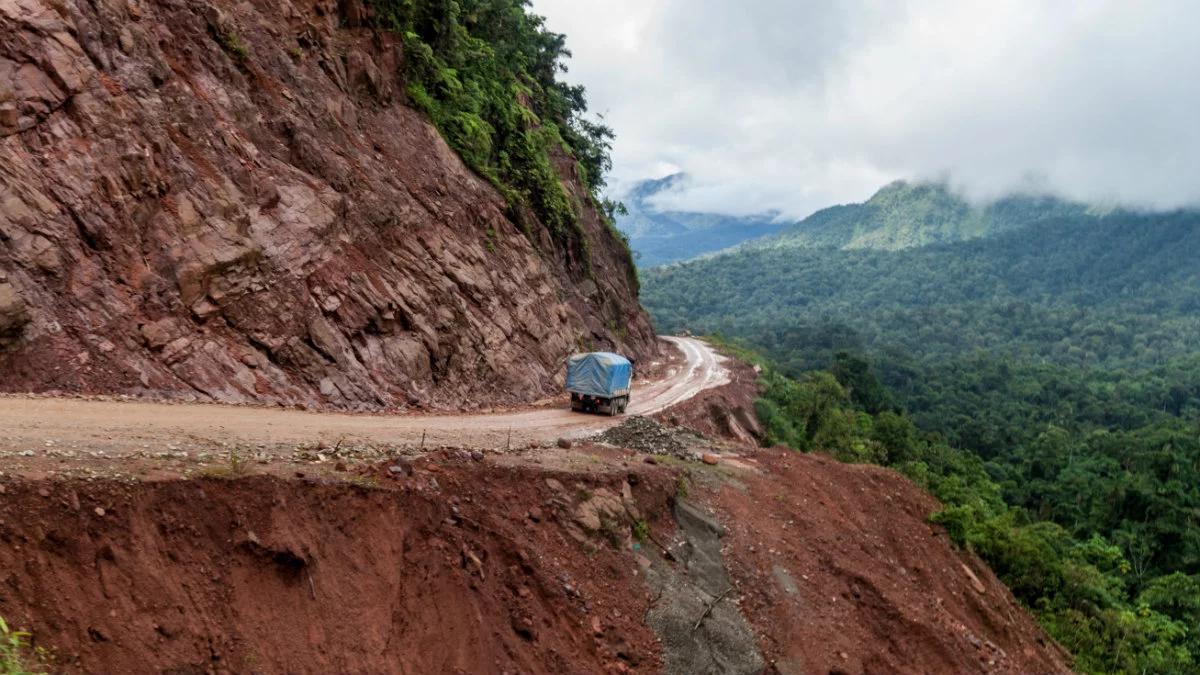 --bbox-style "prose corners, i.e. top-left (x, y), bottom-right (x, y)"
top-left (594, 415), bottom-right (711, 460)
top-left (0, 456), bottom-right (676, 673)
top-left (702, 448), bottom-right (1072, 674)
top-left (0, 0), bottom-right (655, 411)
